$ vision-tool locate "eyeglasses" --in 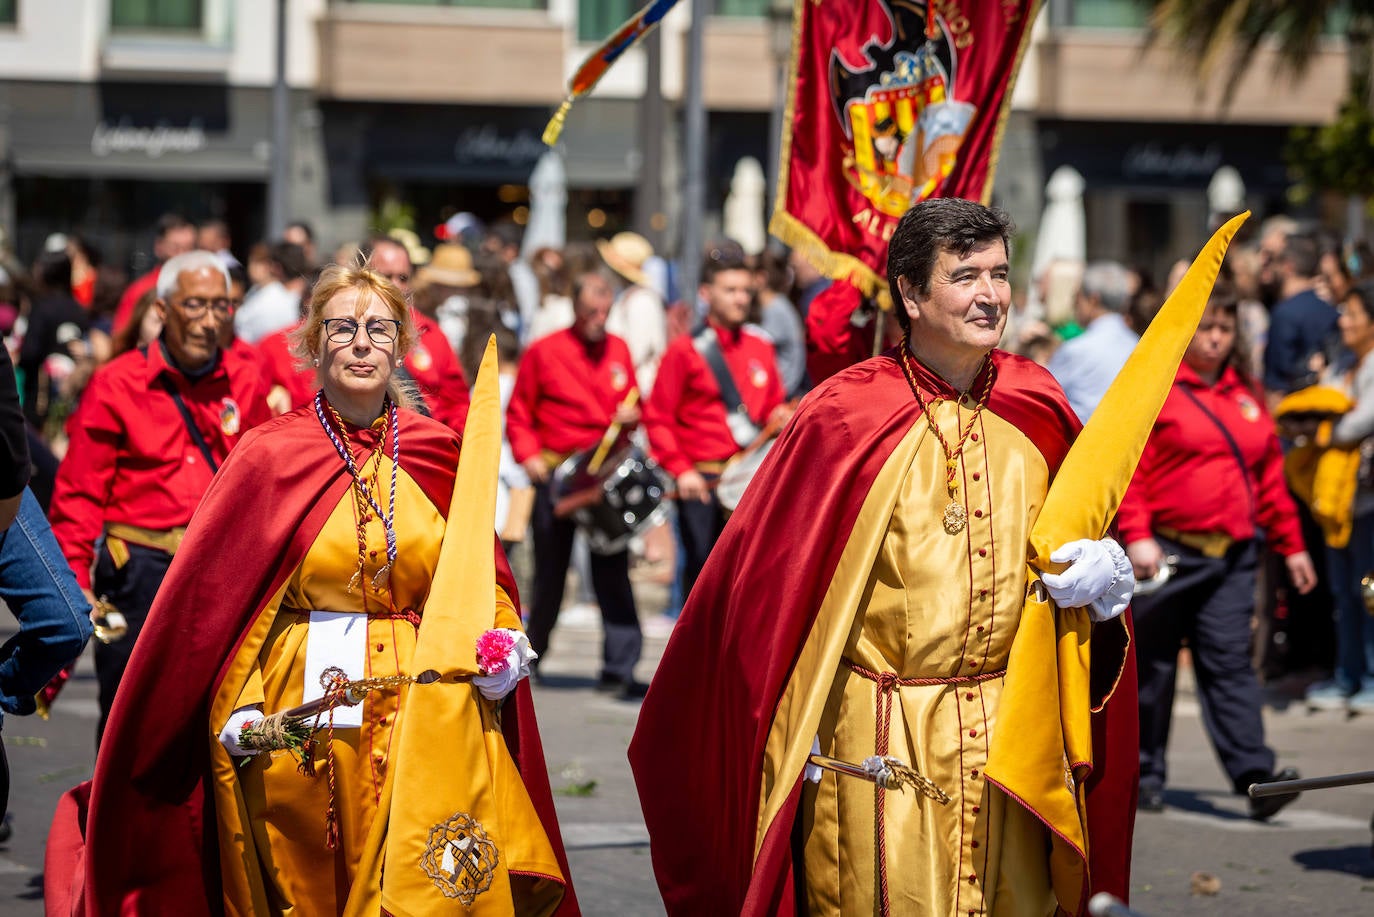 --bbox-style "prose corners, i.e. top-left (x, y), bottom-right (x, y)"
top-left (174, 297), bottom-right (234, 319)
top-left (322, 317), bottom-right (402, 345)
